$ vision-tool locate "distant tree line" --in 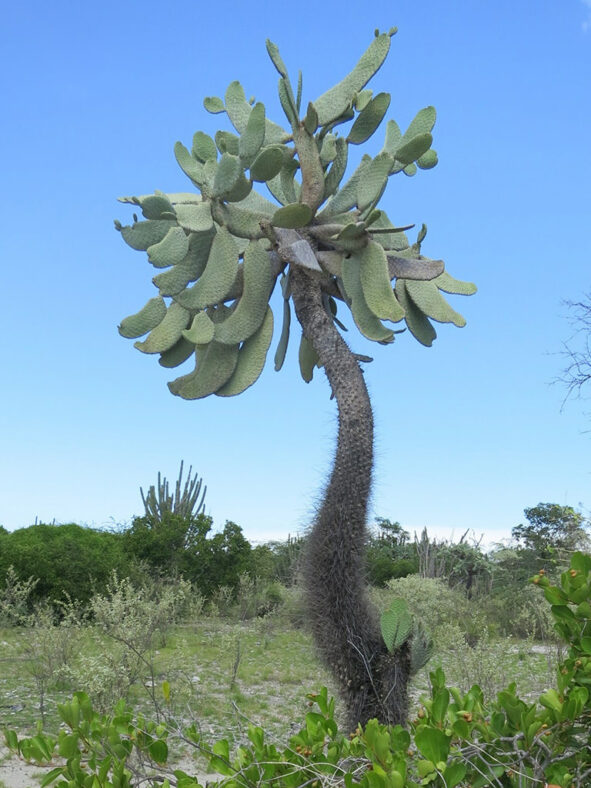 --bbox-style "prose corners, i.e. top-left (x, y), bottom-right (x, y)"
top-left (0, 501), bottom-right (587, 612)
top-left (0, 514), bottom-right (304, 606)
